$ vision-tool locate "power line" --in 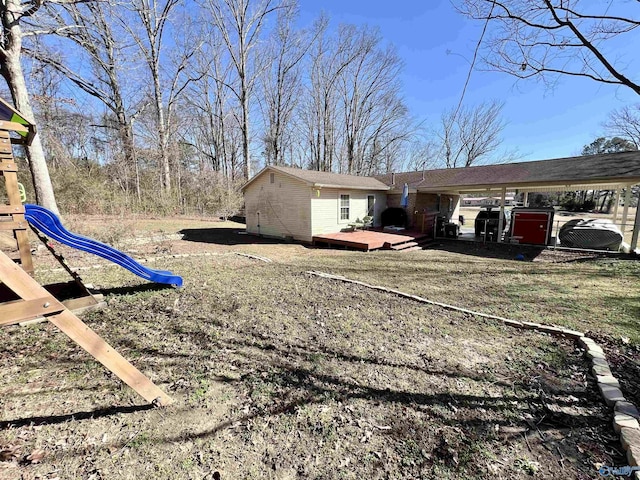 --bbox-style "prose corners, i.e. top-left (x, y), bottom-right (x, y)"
top-left (451, 0), bottom-right (497, 123)
top-left (435, 0), bottom-right (496, 168)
